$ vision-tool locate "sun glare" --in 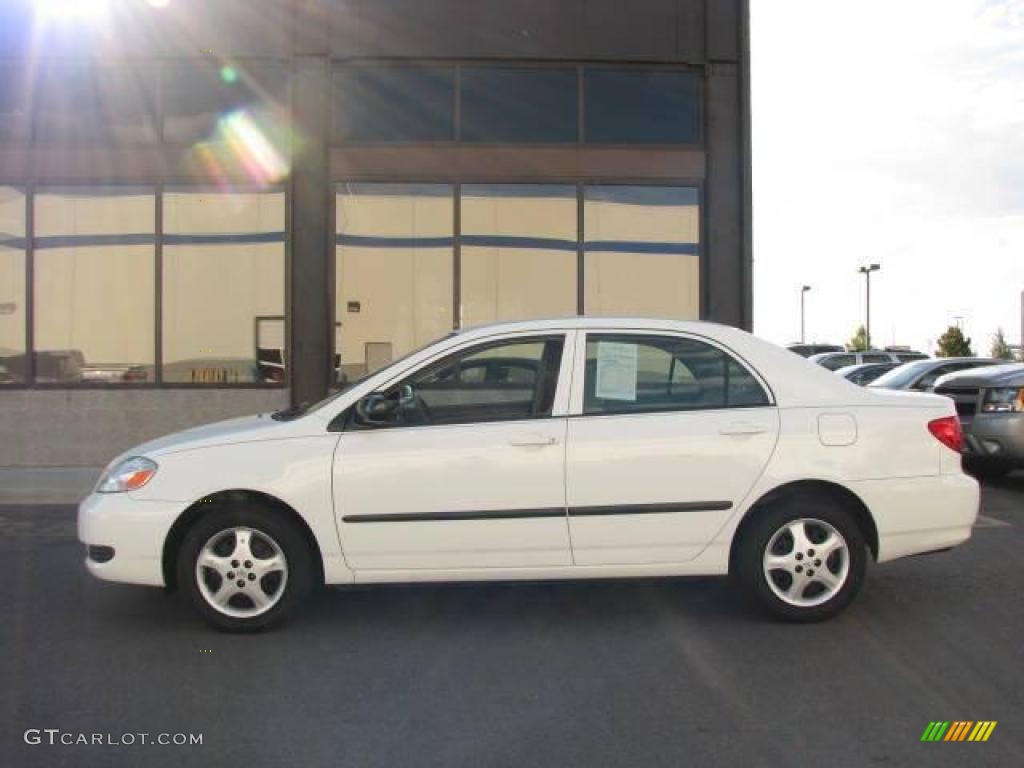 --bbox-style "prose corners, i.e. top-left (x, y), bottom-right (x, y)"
top-left (33, 0), bottom-right (112, 22)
